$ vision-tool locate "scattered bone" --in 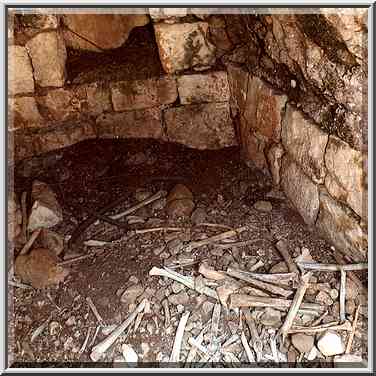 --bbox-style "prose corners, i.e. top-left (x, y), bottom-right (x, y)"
top-left (83, 240), bottom-right (112, 247)
top-left (268, 329), bottom-right (280, 363)
top-left (19, 228), bottom-right (42, 256)
top-left (86, 297), bottom-right (105, 326)
top-left (122, 344), bottom-right (138, 363)
top-left (183, 225), bottom-right (250, 252)
top-left (111, 190), bottom-right (167, 220)
top-left (297, 262), bottom-right (368, 272)
top-left (216, 278), bottom-right (242, 307)
top-left (275, 240), bottom-right (299, 274)
top-left (288, 320), bottom-right (352, 334)
top-left (162, 299), bottom-right (171, 329)
top-left (345, 304), bottom-right (361, 354)
top-left (149, 267), bottom-right (218, 300)
top-left (185, 323), bottom-right (210, 365)
top-left (90, 298), bottom-right (147, 361)
top-left (89, 325), bottom-right (100, 348)
top-left (333, 250), bottom-right (364, 292)
top-left (198, 261), bottom-right (227, 281)
top-left (291, 333), bottom-right (315, 354)
top-left (31, 312), bottom-right (54, 343)
top-left (209, 303), bottom-right (221, 352)
top-left (226, 267), bottom-right (293, 298)
top-left (279, 271), bottom-right (312, 342)
top-left (242, 308), bottom-right (263, 362)
top-left (241, 331), bottom-right (255, 362)
top-left (8, 280), bottom-right (34, 289)
top-left (249, 260), bottom-right (265, 272)
top-left (78, 327), bottom-right (92, 358)
top-left (131, 227), bottom-right (184, 235)
top-left (236, 271), bottom-right (297, 285)
top-left (215, 238), bottom-right (269, 250)
top-left (170, 311), bottom-right (190, 363)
